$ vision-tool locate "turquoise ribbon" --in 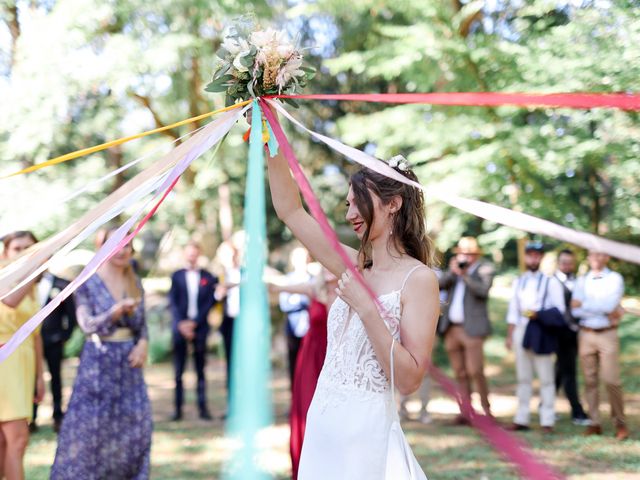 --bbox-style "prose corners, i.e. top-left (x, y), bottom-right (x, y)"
top-left (223, 99), bottom-right (273, 480)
